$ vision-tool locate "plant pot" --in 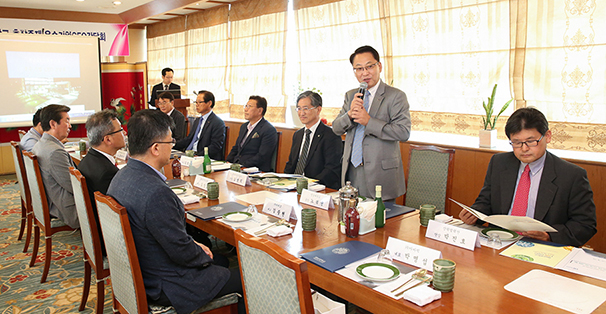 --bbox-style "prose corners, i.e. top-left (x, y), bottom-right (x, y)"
top-left (479, 129), bottom-right (497, 148)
